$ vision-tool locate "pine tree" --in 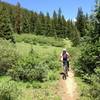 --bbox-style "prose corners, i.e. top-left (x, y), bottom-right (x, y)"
top-left (76, 7), bottom-right (86, 37)
top-left (39, 11), bottom-right (46, 35)
top-left (30, 11), bottom-right (37, 33)
top-left (93, 0), bottom-right (100, 42)
top-left (52, 10), bottom-right (58, 36)
top-left (58, 8), bottom-right (62, 25)
top-left (45, 12), bottom-right (52, 36)
top-left (34, 16), bottom-right (42, 35)
top-left (0, 5), bottom-right (14, 42)
top-left (66, 20), bottom-right (80, 46)
top-left (15, 2), bottom-right (21, 34)
top-left (62, 15), bottom-right (67, 37)
top-left (76, 0), bottom-right (100, 76)
top-left (57, 8), bottom-right (63, 37)
top-left (21, 10), bottom-right (30, 33)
